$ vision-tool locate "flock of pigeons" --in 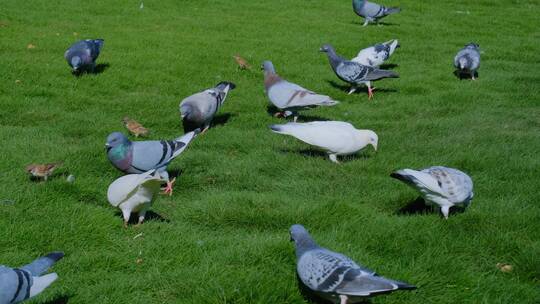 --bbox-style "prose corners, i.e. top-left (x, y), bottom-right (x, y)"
top-left (5, 1), bottom-right (483, 303)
